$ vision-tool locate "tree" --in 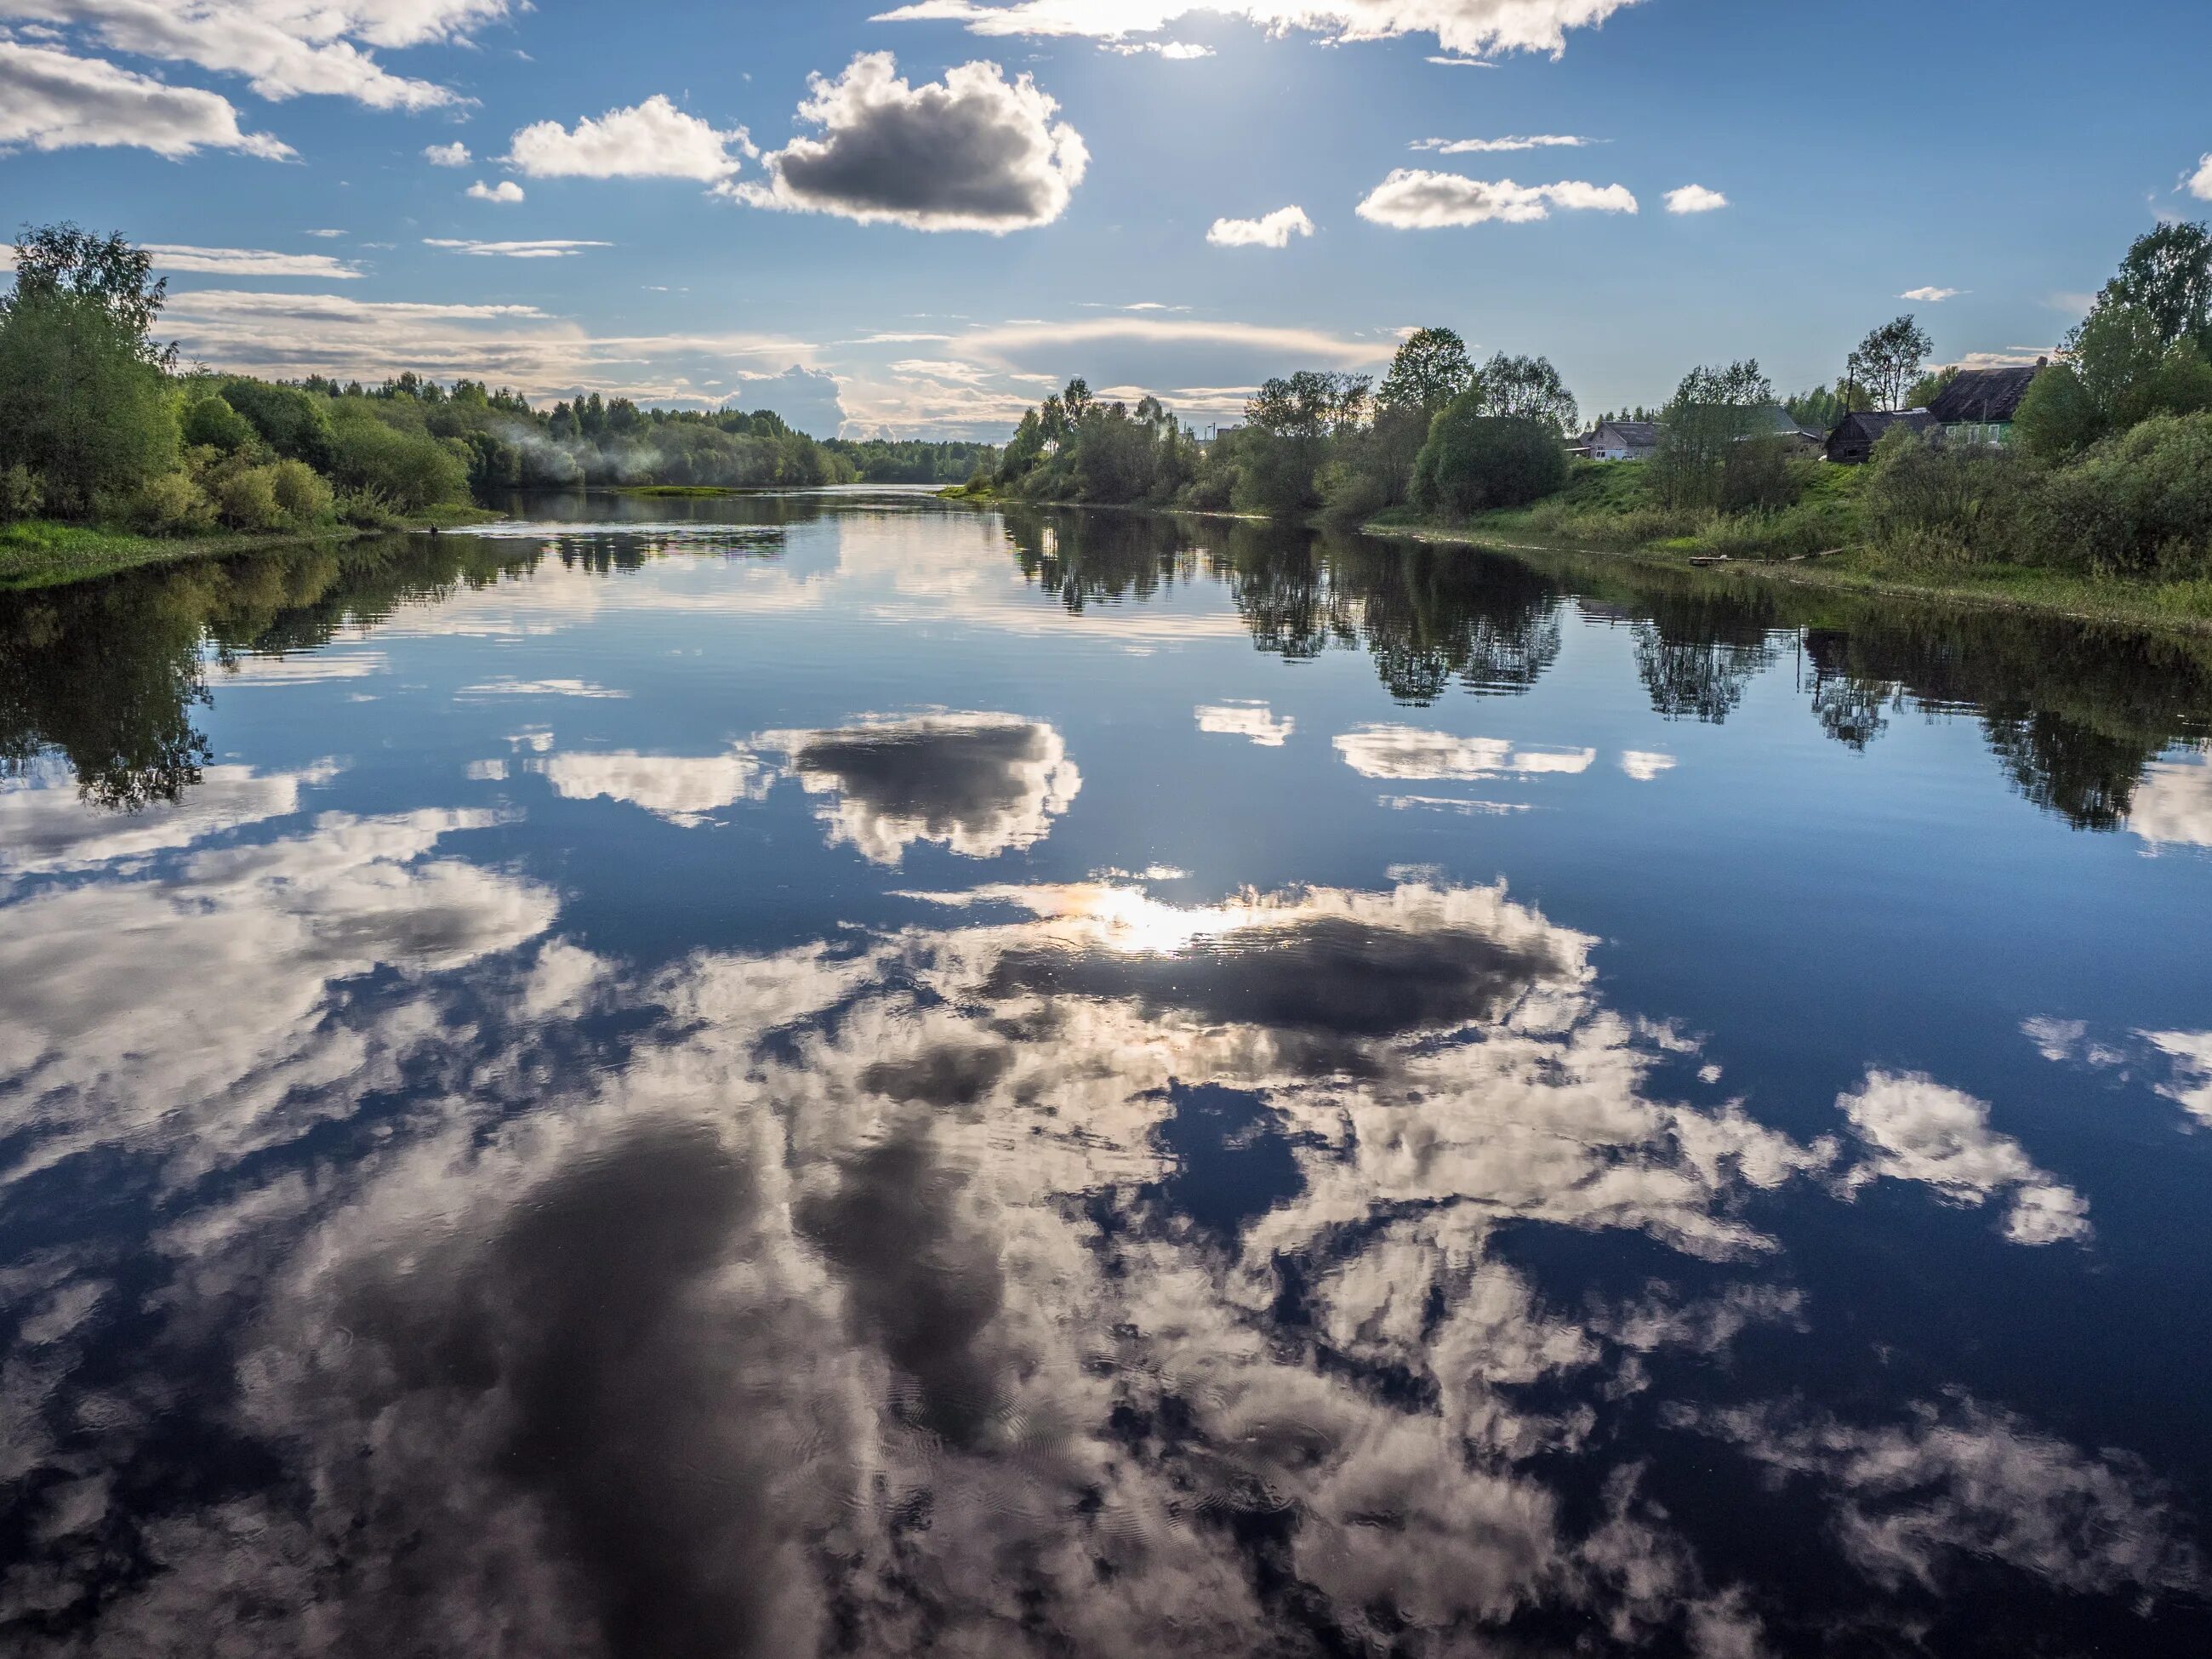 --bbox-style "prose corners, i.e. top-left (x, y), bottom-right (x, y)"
top-left (1468, 352), bottom-right (1579, 436)
top-left (1378, 327), bottom-right (1474, 417)
top-left (1650, 360), bottom-right (1774, 509)
top-left (1844, 315), bottom-right (1933, 411)
top-left (0, 224), bottom-right (180, 516)
top-left (1413, 400), bottom-right (1567, 516)
top-left (2096, 221), bottom-right (2212, 356)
